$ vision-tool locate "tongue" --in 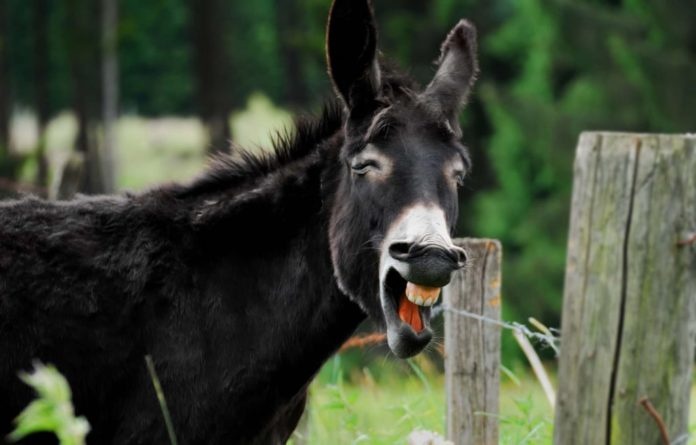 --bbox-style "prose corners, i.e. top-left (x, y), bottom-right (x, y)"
top-left (398, 294), bottom-right (423, 332)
